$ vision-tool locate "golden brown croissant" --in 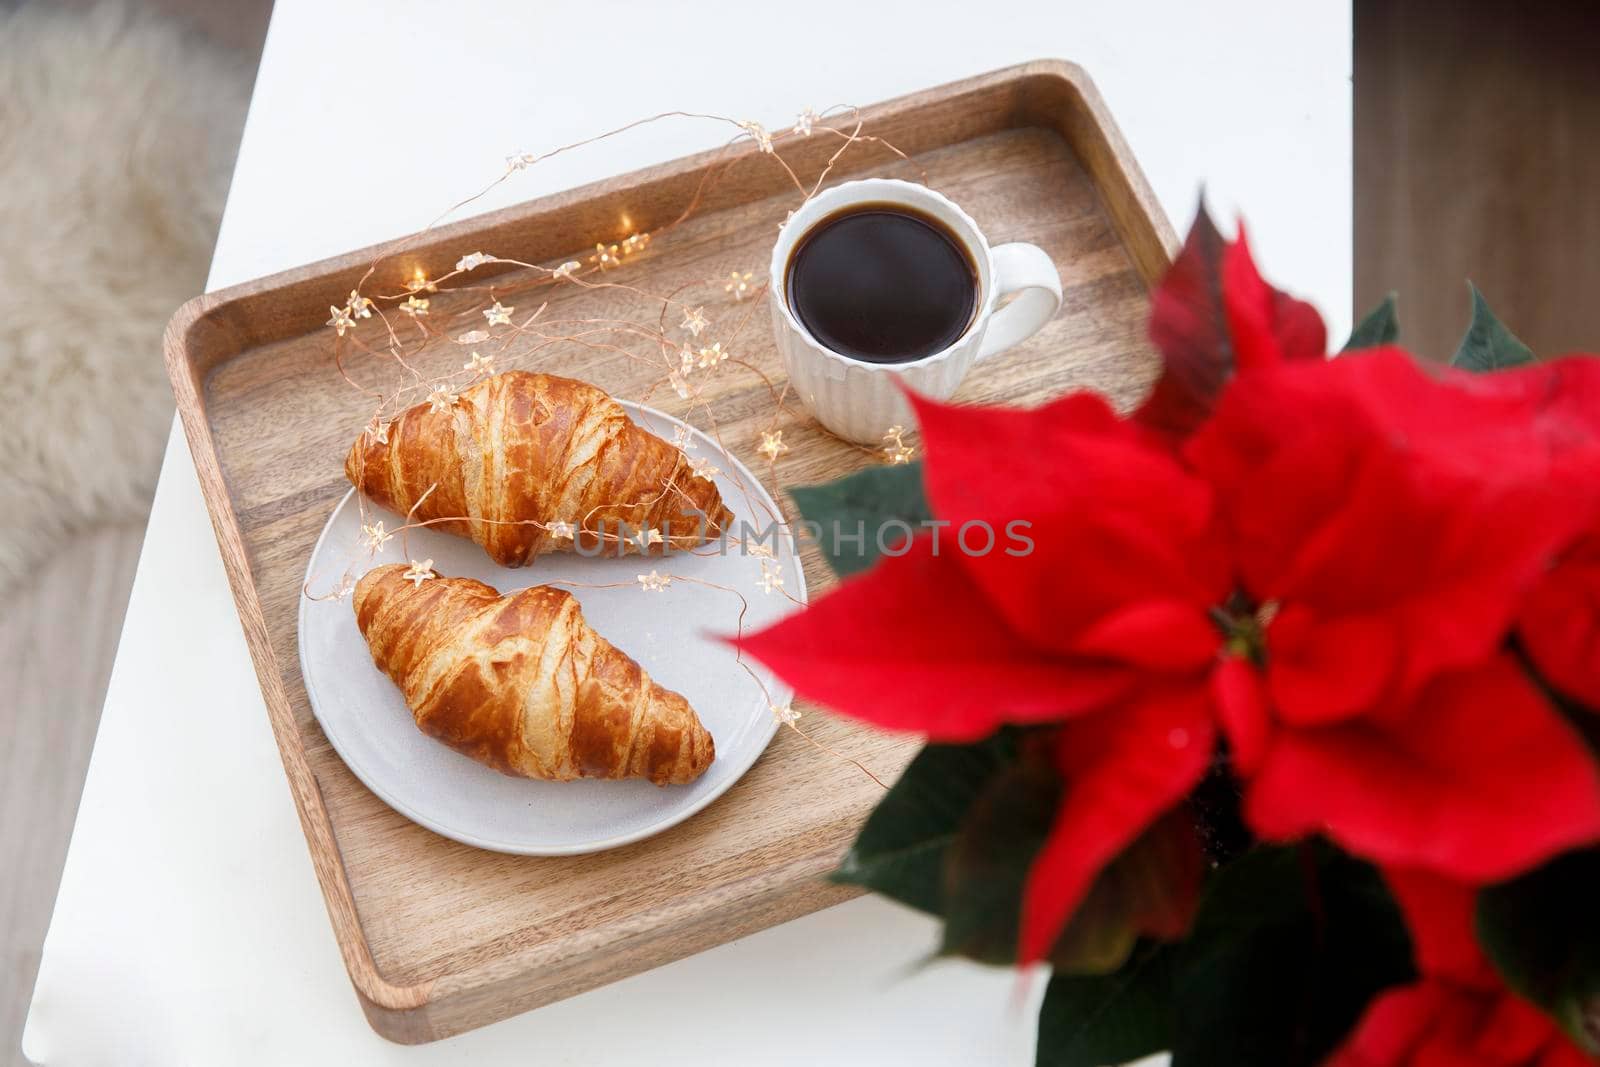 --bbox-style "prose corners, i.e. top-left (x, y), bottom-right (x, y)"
top-left (345, 371), bottom-right (734, 566)
top-left (353, 563), bottom-right (714, 785)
